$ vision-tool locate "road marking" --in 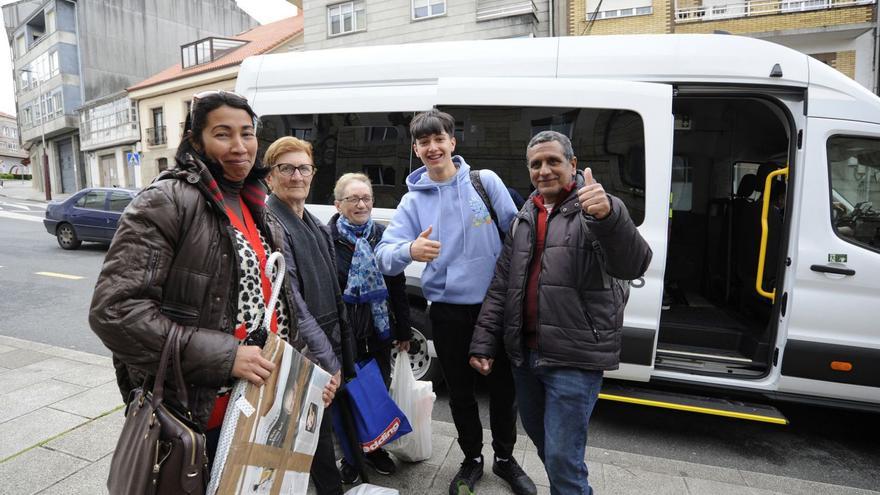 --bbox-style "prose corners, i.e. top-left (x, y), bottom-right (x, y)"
top-left (0, 211), bottom-right (43, 223)
top-left (0, 201), bottom-right (31, 211)
top-left (35, 271), bottom-right (84, 280)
